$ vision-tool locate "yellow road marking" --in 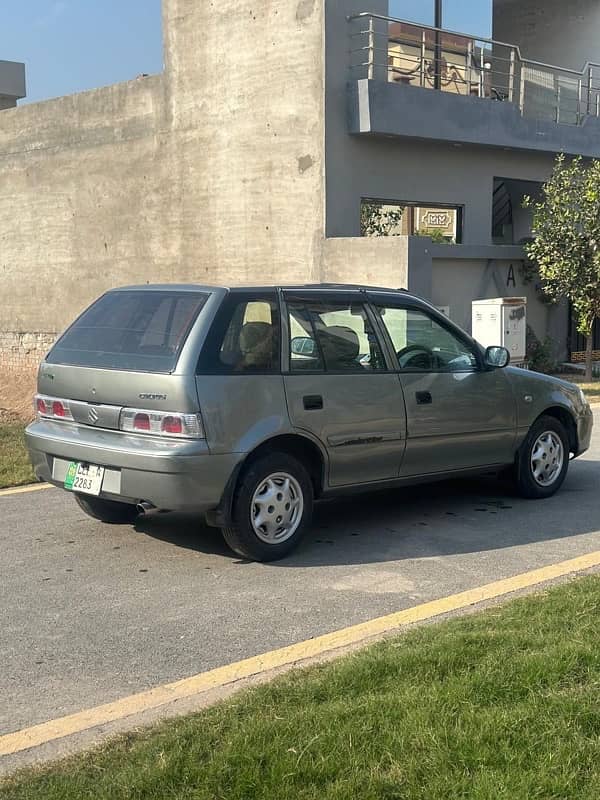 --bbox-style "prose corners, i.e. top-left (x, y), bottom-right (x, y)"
top-left (2, 549), bottom-right (600, 757)
top-left (0, 483), bottom-right (53, 498)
